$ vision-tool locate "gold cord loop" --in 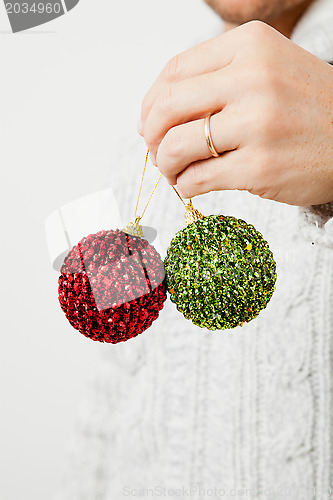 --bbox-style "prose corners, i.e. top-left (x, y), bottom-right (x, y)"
top-left (172, 186), bottom-right (204, 226)
top-left (185, 200), bottom-right (205, 225)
